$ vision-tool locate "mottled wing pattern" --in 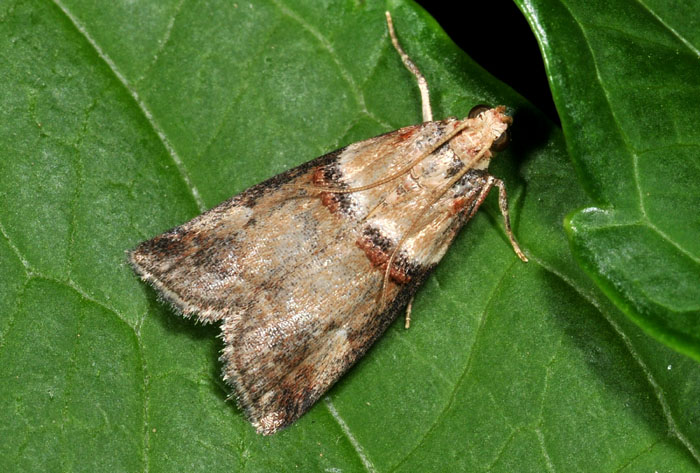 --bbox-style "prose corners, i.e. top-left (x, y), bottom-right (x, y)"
top-left (129, 117), bottom-right (498, 434)
top-left (129, 146), bottom-right (341, 323)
